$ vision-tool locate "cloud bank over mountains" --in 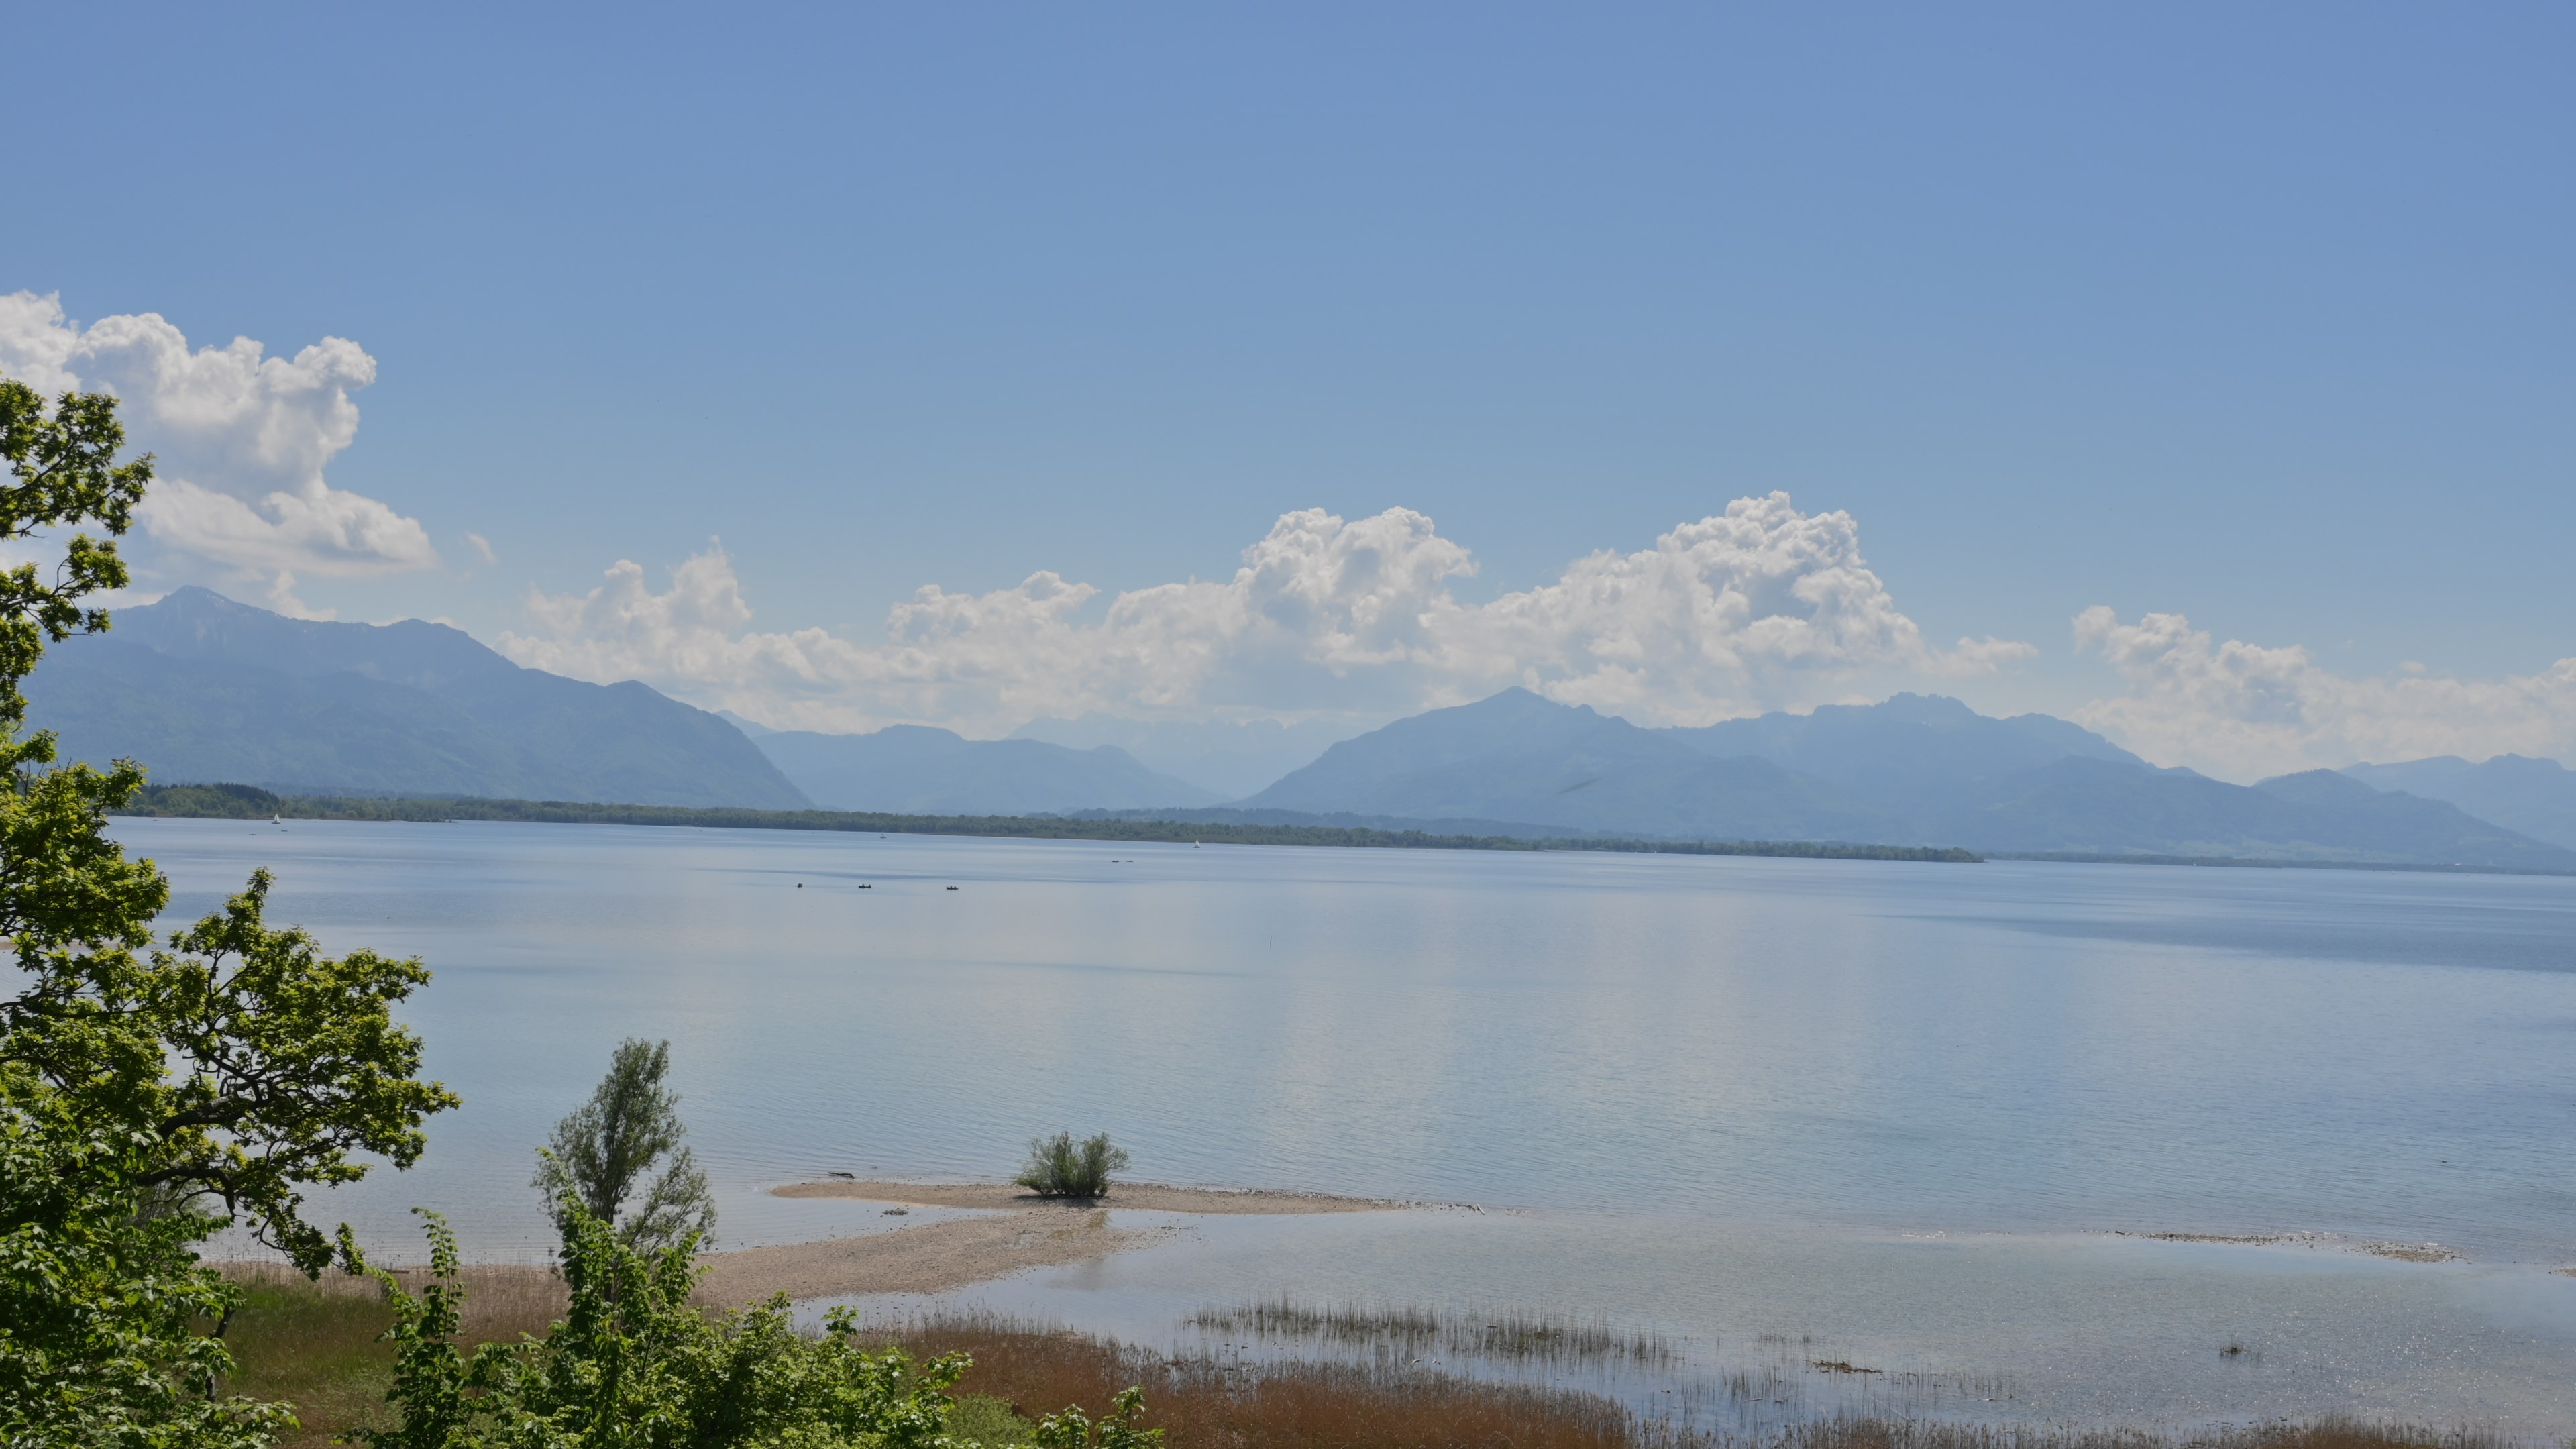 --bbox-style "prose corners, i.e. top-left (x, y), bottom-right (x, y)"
top-left (499, 504), bottom-right (2576, 782)
top-left (5, 291), bottom-right (2567, 780)
top-left (0, 292), bottom-right (435, 615)
top-left (498, 494), bottom-right (2033, 737)
top-left (2074, 607), bottom-right (2576, 780)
